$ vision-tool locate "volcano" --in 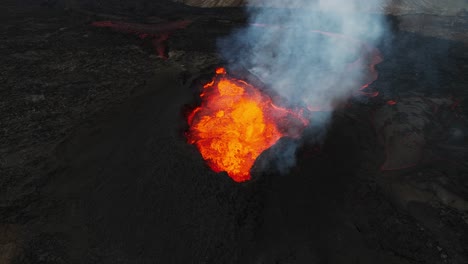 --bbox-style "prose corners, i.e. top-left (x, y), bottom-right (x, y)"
top-left (2, 1), bottom-right (468, 264)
